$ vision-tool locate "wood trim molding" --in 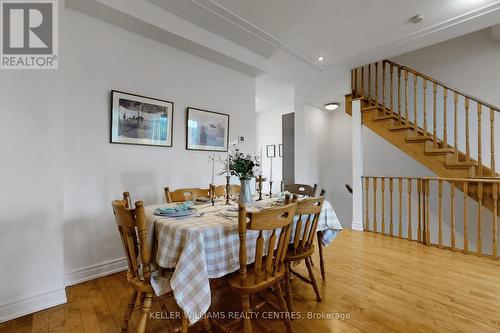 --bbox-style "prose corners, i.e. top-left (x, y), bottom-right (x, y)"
top-left (0, 288), bottom-right (67, 323)
top-left (64, 257), bottom-right (128, 287)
